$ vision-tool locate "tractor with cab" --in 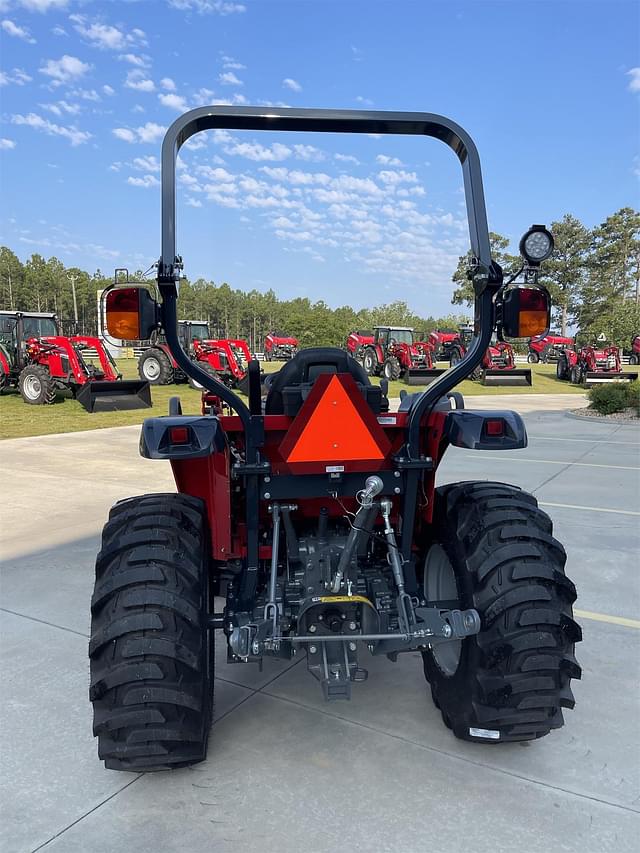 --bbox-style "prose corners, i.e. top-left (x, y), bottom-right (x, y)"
top-left (359, 326), bottom-right (443, 385)
top-left (0, 310), bottom-right (150, 411)
top-left (91, 106), bottom-right (580, 772)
